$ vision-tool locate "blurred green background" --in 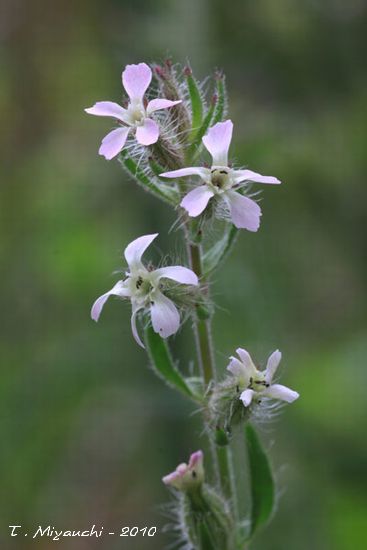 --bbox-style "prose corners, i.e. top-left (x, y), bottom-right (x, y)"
top-left (1, 0), bottom-right (366, 548)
